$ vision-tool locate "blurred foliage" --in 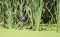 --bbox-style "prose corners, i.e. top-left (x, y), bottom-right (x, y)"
top-left (0, 0), bottom-right (60, 32)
